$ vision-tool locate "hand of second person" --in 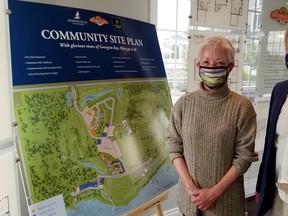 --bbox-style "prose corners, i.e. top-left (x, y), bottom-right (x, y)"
top-left (190, 188), bottom-right (218, 211)
top-left (255, 192), bottom-right (260, 204)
